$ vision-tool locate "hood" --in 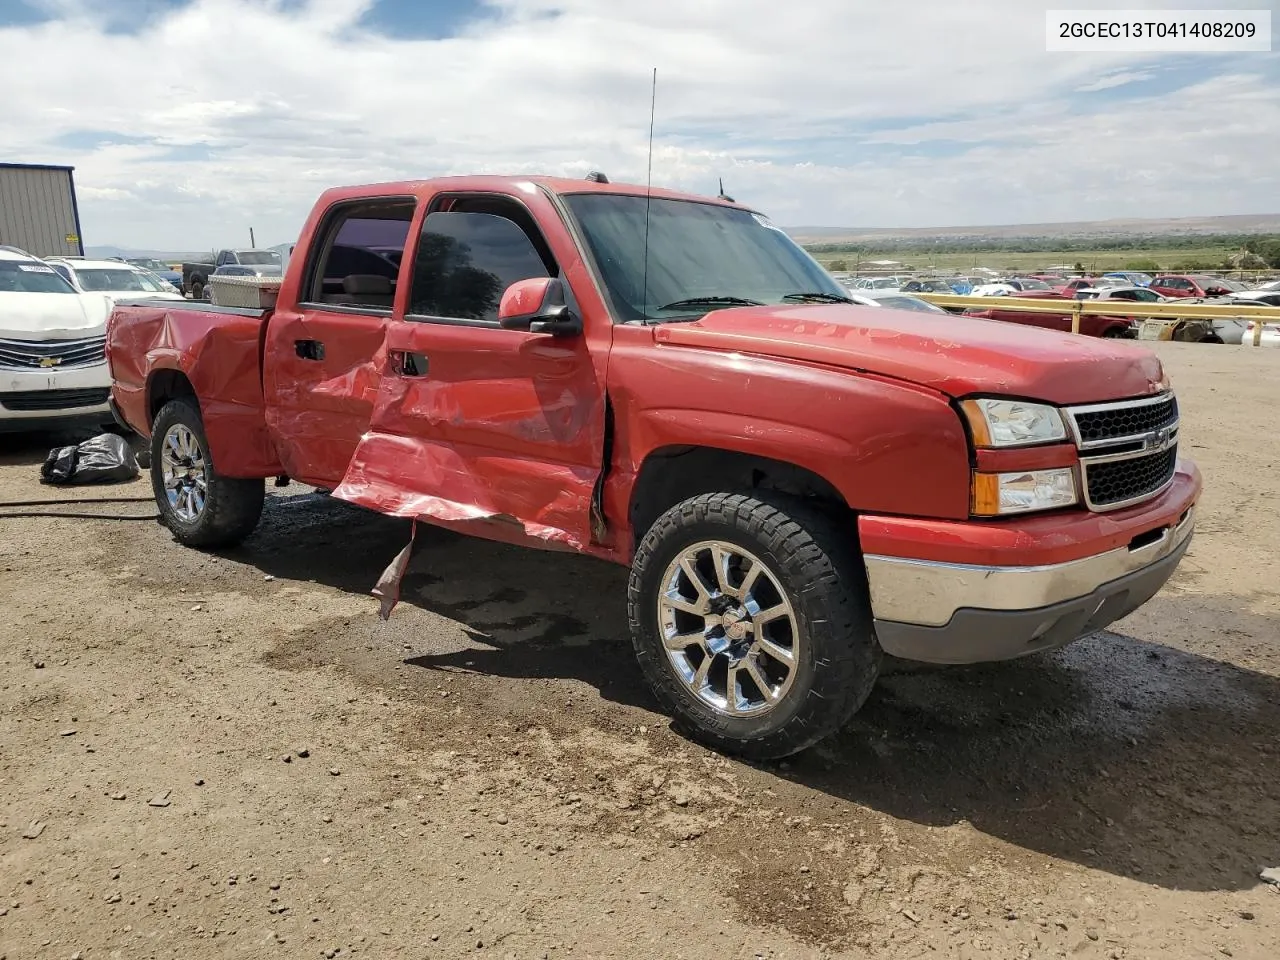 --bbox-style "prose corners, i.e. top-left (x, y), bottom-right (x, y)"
top-left (0, 291), bottom-right (112, 340)
top-left (248, 265), bottom-right (283, 277)
top-left (653, 304), bottom-right (1165, 405)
